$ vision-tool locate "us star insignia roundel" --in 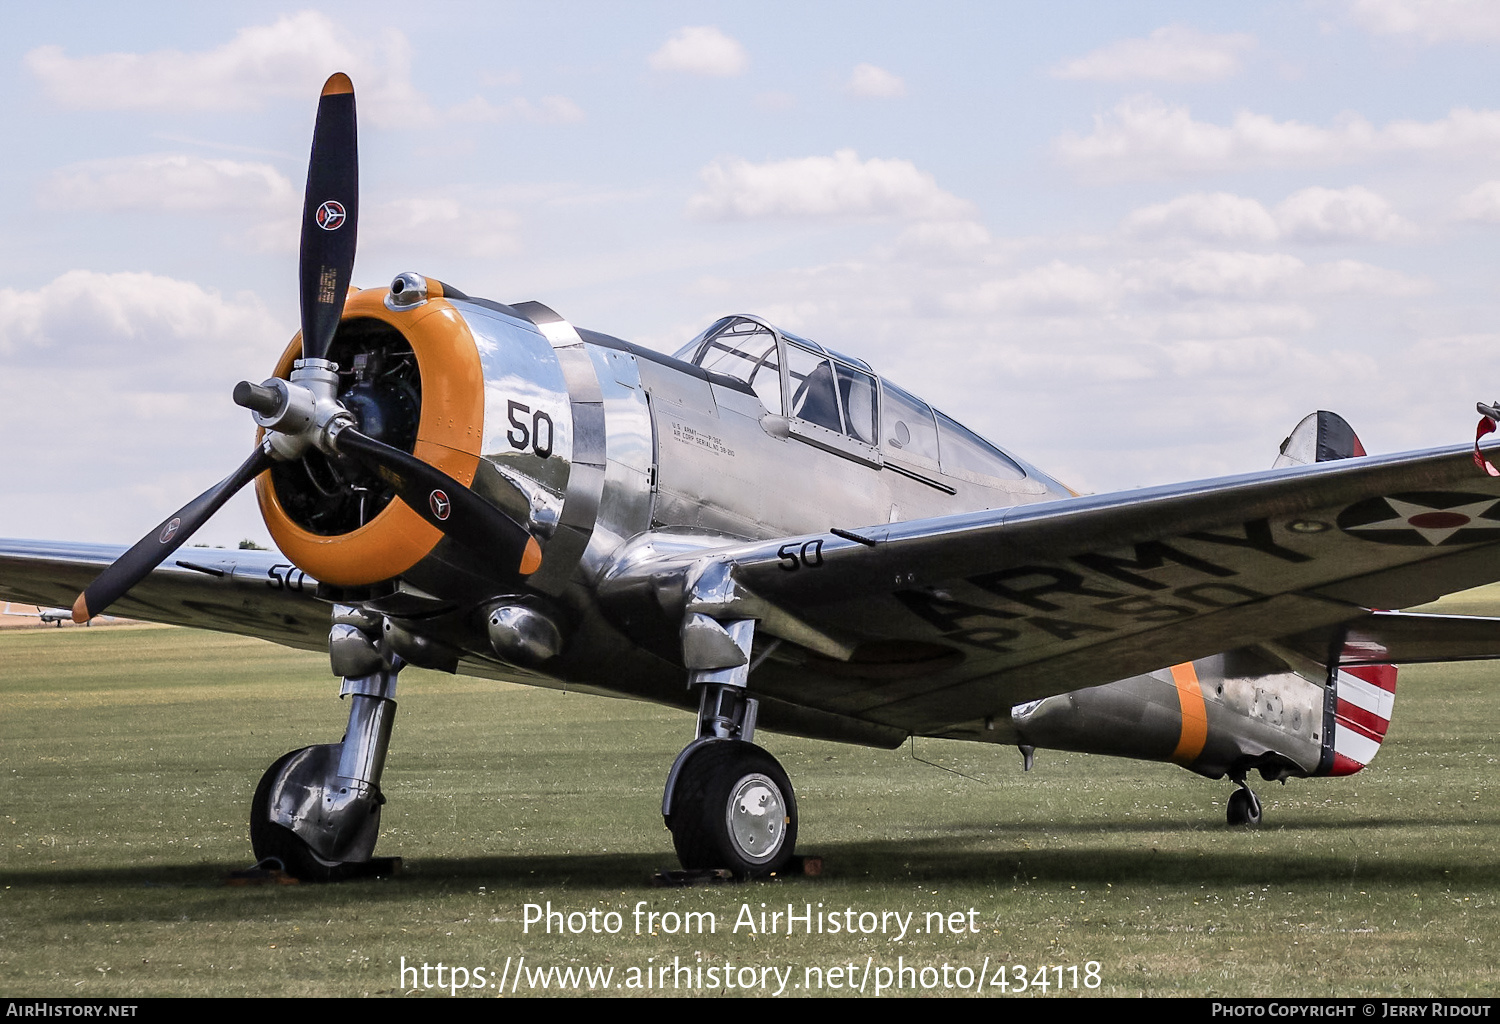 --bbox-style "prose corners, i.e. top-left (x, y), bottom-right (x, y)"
top-left (1336, 491), bottom-right (1500, 546)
